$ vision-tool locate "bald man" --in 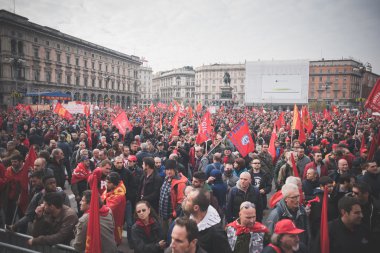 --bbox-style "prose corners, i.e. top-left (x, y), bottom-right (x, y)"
top-left (226, 171), bottom-right (263, 222)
